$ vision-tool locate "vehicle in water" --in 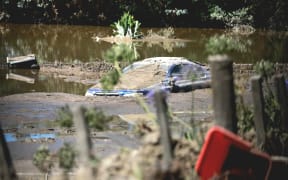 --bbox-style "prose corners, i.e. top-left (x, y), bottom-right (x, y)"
top-left (85, 57), bottom-right (211, 96)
